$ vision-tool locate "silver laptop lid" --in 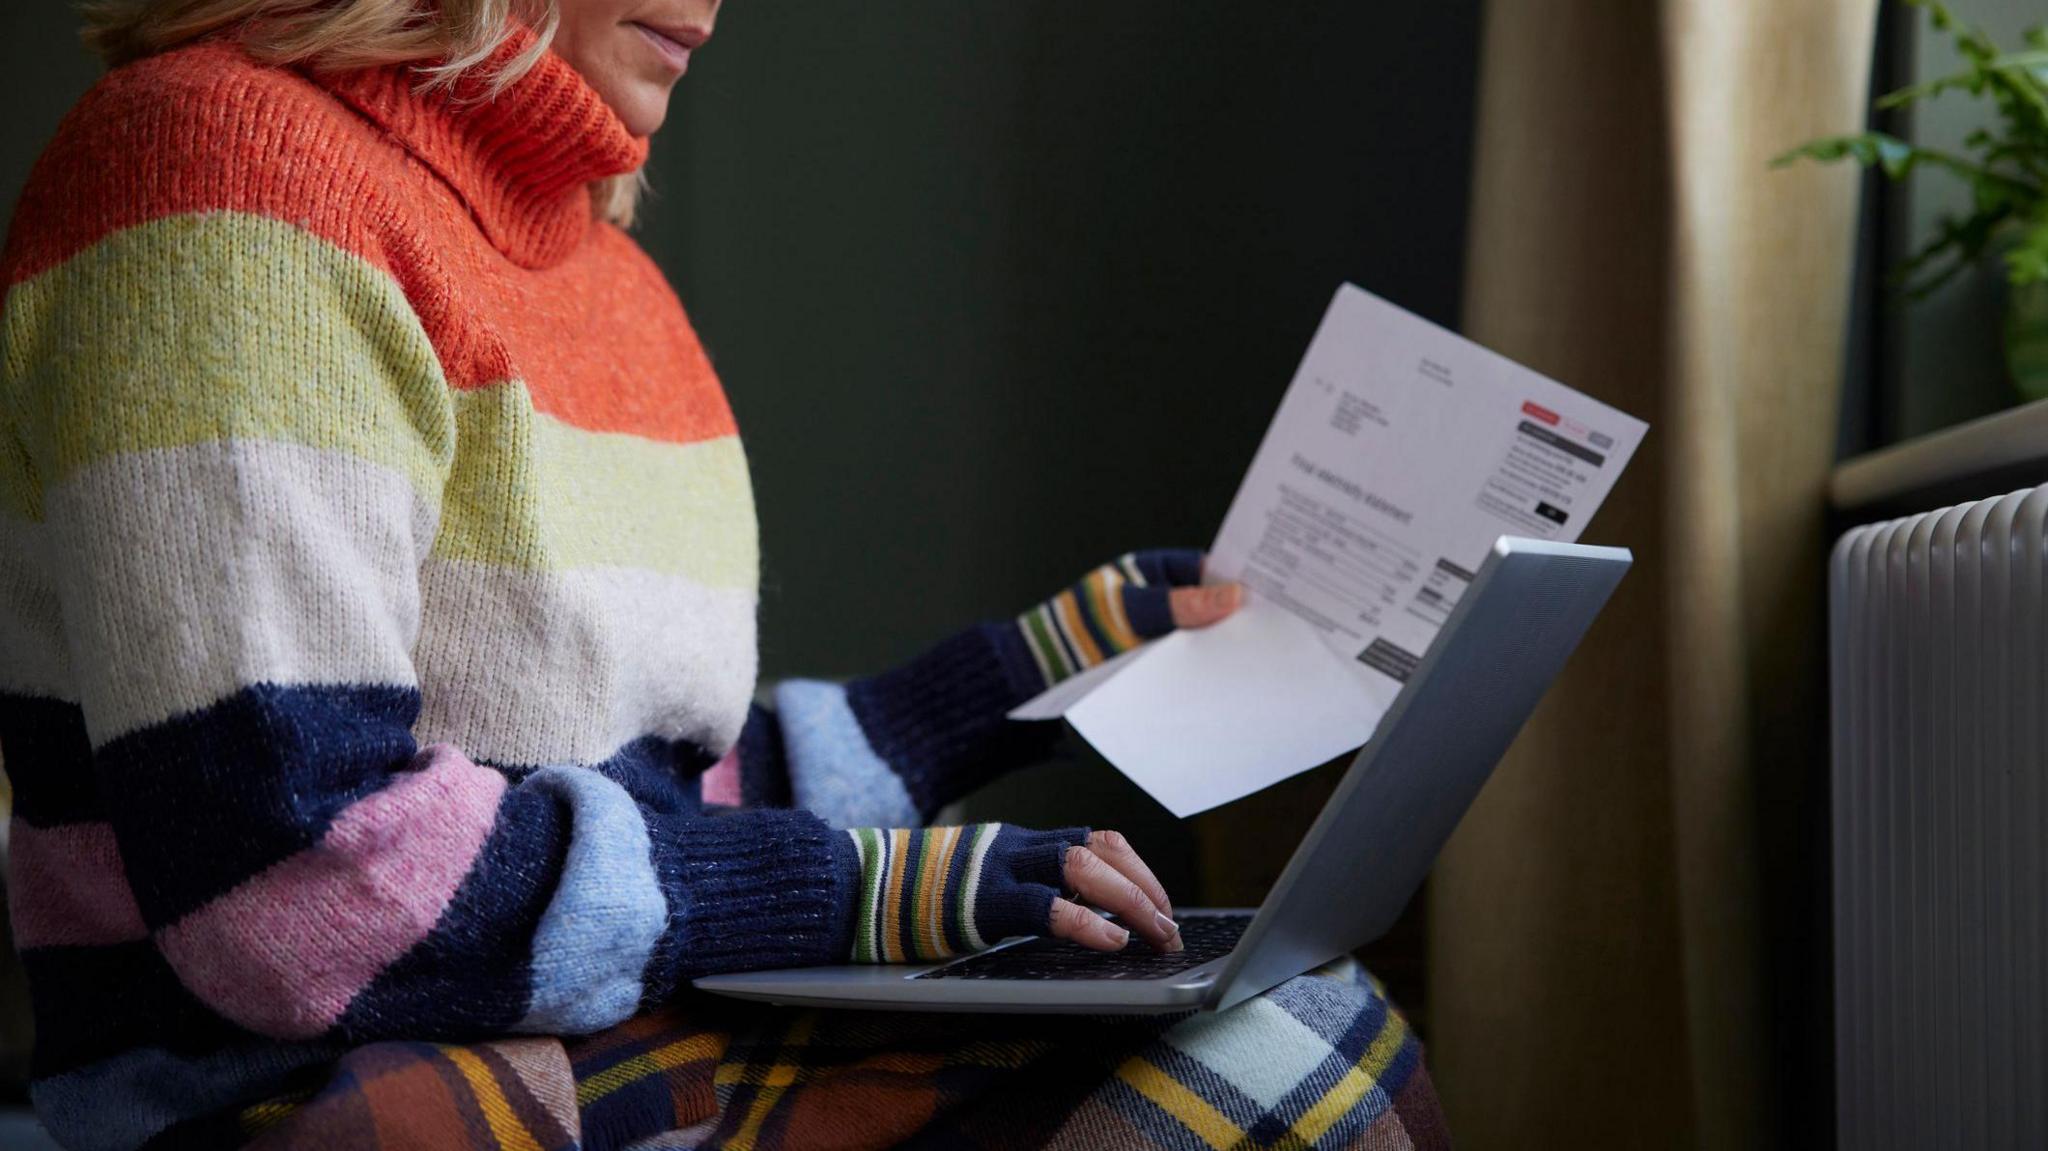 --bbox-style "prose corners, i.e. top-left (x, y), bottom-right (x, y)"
top-left (1213, 537), bottom-right (1631, 1011)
